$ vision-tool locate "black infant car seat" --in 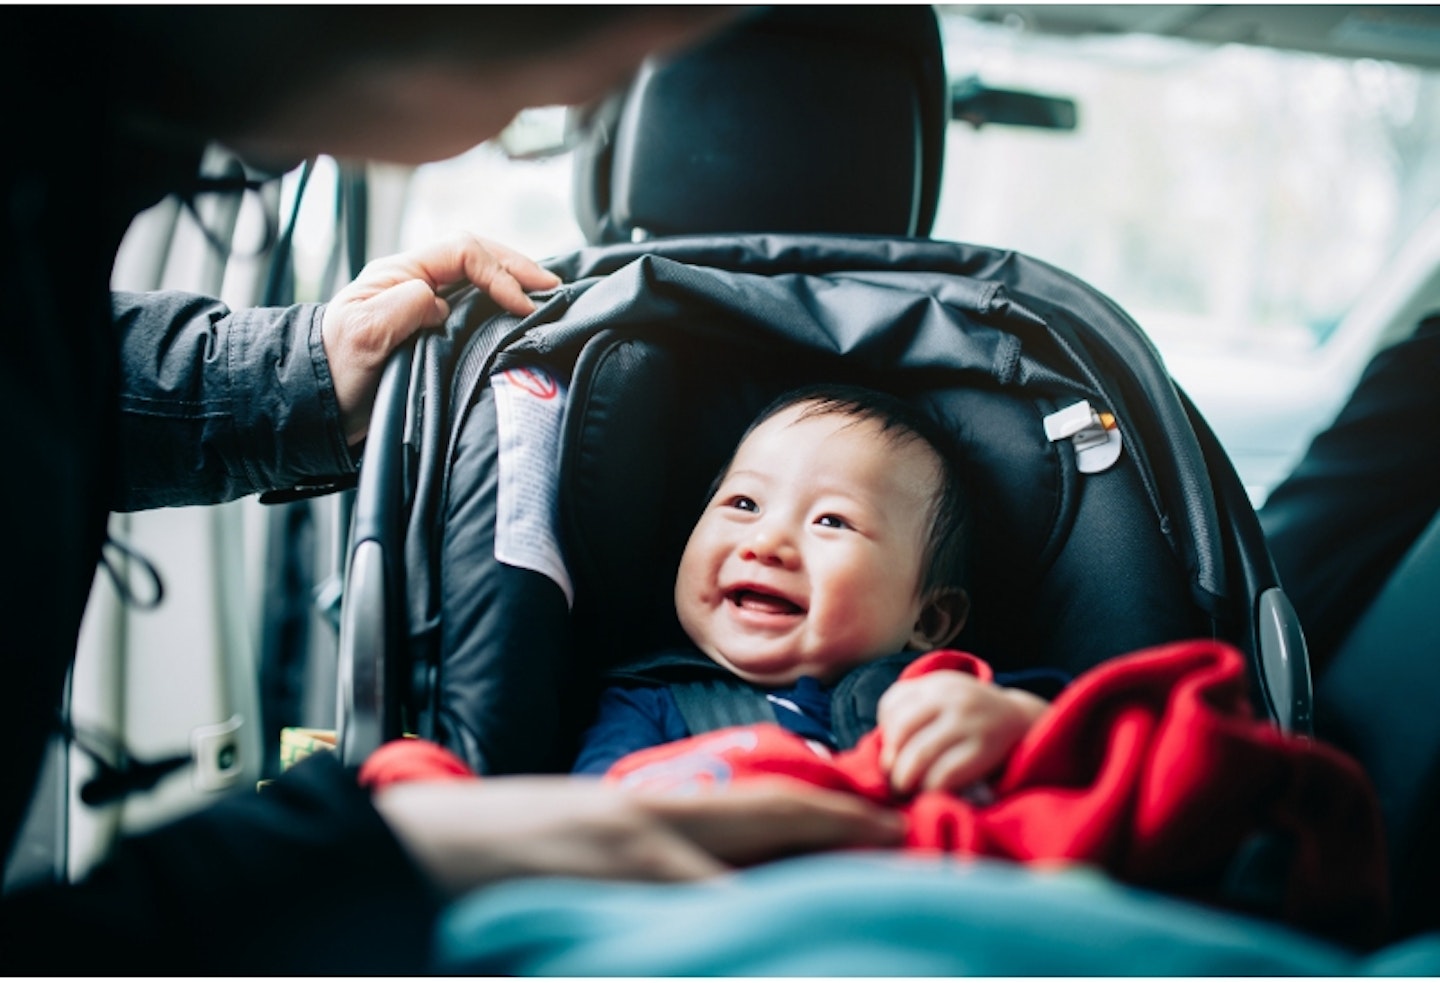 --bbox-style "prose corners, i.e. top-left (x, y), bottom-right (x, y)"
top-left (334, 6), bottom-right (1310, 776)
